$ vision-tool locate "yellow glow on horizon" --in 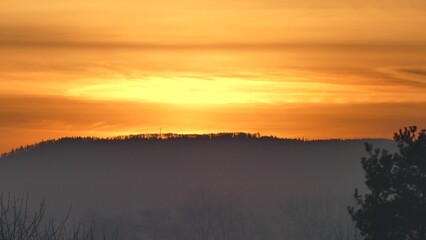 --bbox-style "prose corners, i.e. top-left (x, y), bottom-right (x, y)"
top-left (0, 0), bottom-right (425, 153)
top-left (61, 73), bottom-right (426, 105)
top-left (65, 76), bottom-right (270, 104)
top-left (63, 75), bottom-right (362, 104)
top-left (2, 71), bottom-right (423, 106)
